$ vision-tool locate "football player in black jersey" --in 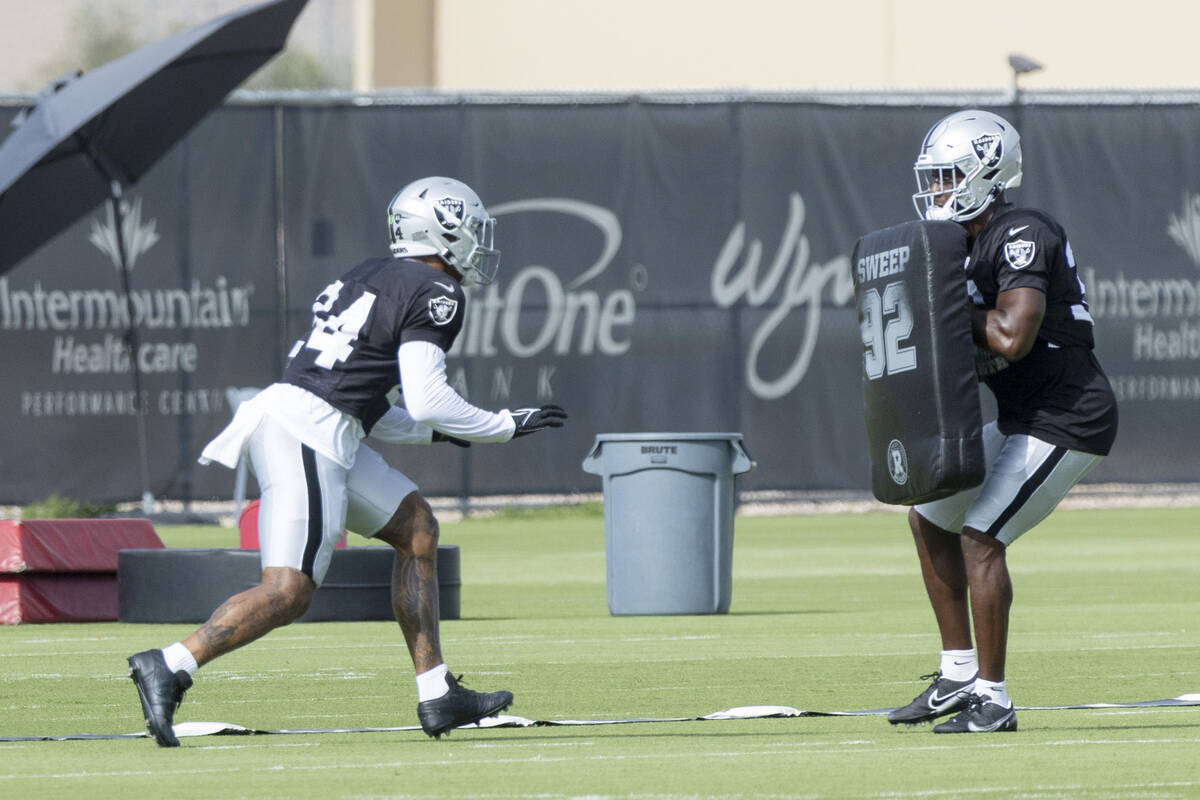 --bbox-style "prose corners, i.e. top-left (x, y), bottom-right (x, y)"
top-left (887, 111), bottom-right (1118, 733)
top-left (127, 177), bottom-right (567, 746)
